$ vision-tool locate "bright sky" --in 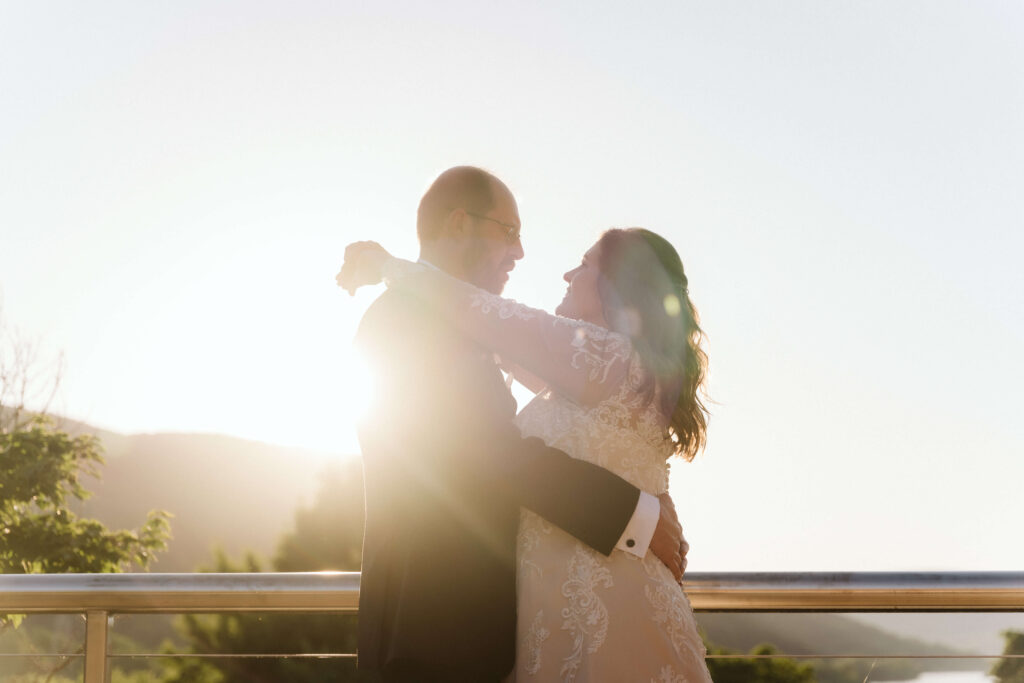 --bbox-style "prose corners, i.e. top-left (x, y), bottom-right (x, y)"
top-left (2, 1), bottom-right (1021, 572)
